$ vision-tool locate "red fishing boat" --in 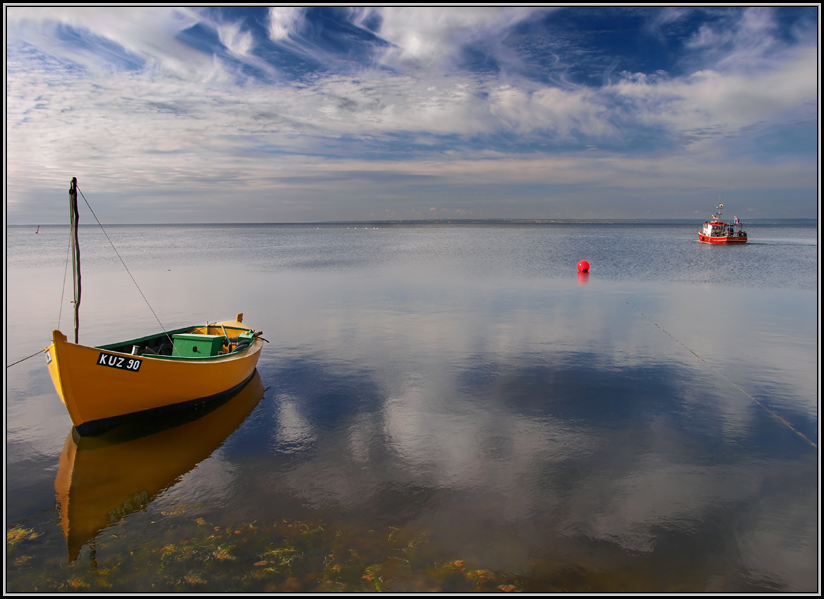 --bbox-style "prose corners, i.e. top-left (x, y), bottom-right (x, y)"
top-left (698, 203), bottom-right (747, 244)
